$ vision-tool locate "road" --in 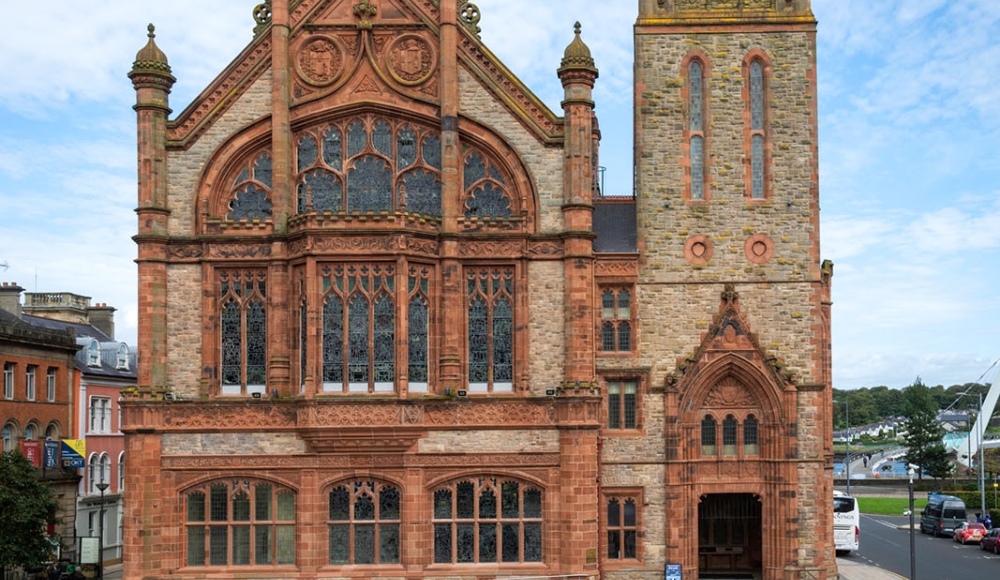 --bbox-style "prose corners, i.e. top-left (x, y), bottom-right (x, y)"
top-left (844, 513), bottom-right (999, 579)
